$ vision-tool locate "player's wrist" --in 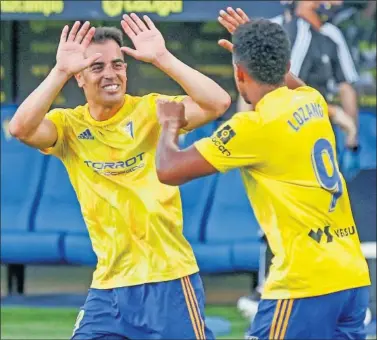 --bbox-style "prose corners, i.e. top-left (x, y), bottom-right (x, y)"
top-left (51, 66), bottom-right (72, 82)
top-left (162, 120), bottom-right (181, 133)
top-left (152, 50), bottom-right (174, 69)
